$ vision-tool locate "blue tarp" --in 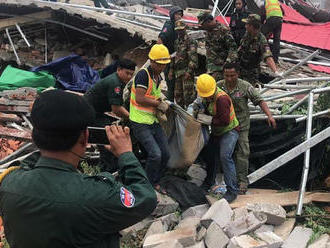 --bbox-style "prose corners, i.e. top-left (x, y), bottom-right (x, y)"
top-left (32, 55), bottom-right (100, 92)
